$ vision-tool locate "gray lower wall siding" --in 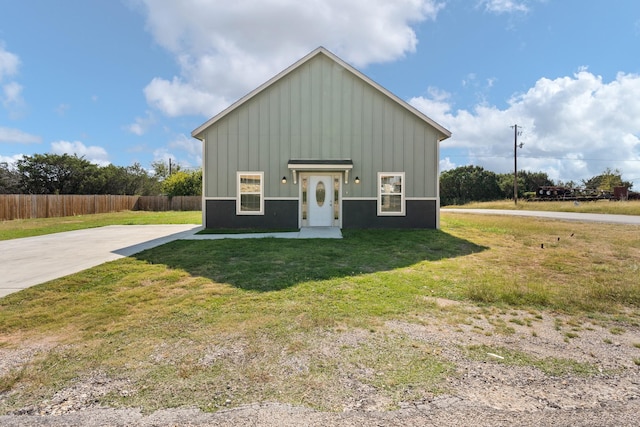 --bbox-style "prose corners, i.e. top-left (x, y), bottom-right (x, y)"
top-left (205, 200), bottom-right (299, 229)
top-left (205, 199), bottom-right (436, 229)
top-left (342, 200), bottom-right (437, 229)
